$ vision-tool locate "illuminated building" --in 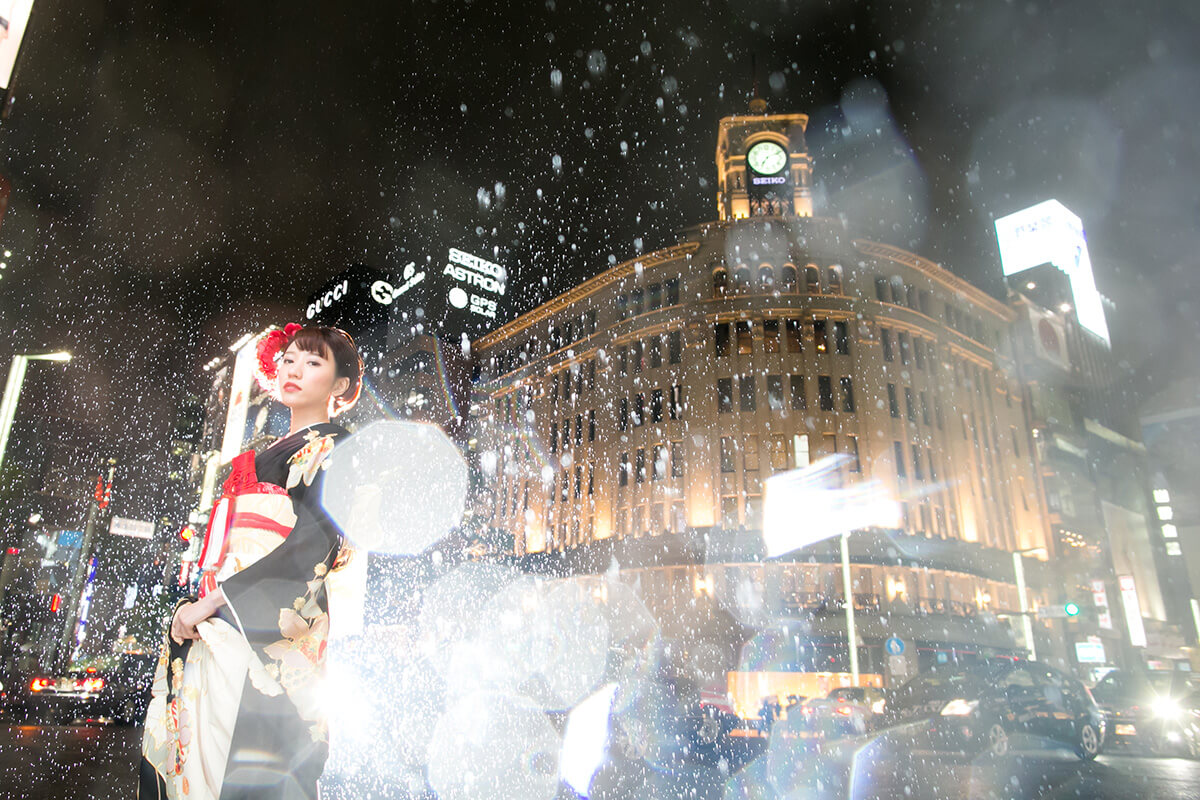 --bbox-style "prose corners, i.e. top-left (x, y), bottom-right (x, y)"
top-left (999, 203), bottom-right (1189, 671)
top-left (470, 105), bottom-right (1053, 703)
